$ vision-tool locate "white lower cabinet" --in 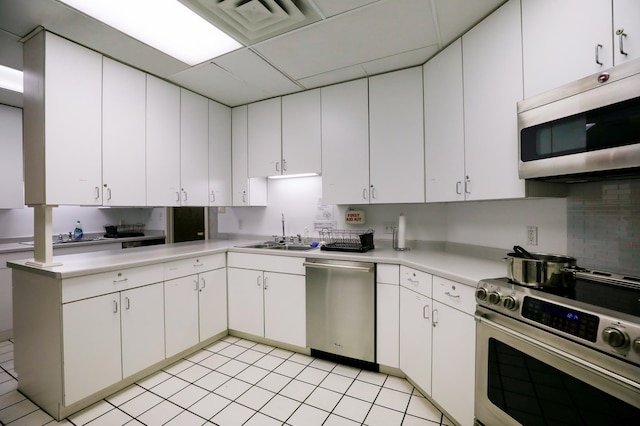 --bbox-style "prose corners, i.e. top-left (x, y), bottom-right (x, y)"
top-left (62, 282), bottom-right (166, 405)
top-left (164, 254), bottom-right (227, 357)
top-left (400, 286), bottom-right (432, 395)
top-left (431, 276), bottom-right (477, 426)
top-left (227, 253), bottom-right (305, 348)
top-left (376, 264), bottom-right (400, 368)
